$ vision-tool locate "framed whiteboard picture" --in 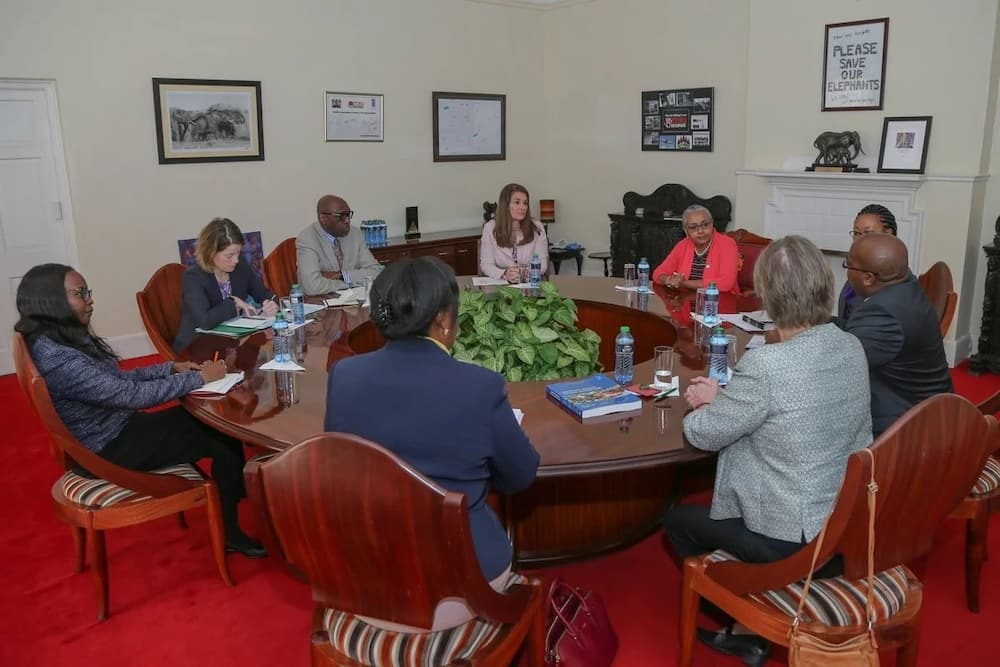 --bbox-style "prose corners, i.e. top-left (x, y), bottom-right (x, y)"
top-left (822, 18), bottom-right (889, 111)
top-left (432, 92), bottom-right (506, 162)
top-left (325, 92), bottom-right (383, 141)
